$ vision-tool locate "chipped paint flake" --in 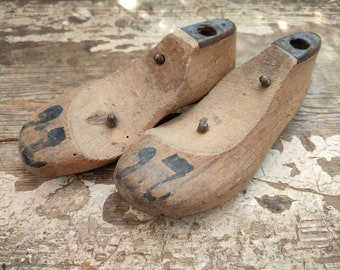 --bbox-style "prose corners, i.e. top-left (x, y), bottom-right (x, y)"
top-left (254, 135), bottom-right (340, 195)
top-left (0, 133), bottom-right (339, 270)
top-left (0, 1), bottom-right (339, 269)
